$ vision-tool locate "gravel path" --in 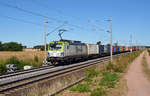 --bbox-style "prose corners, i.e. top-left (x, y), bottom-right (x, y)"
top-left (125, 51), bottom-right (150, 96)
